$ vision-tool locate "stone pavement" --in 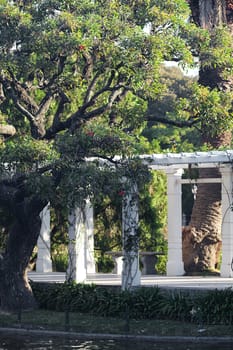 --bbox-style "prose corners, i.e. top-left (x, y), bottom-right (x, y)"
top-left (28, 272), bottom-right (233, 290)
